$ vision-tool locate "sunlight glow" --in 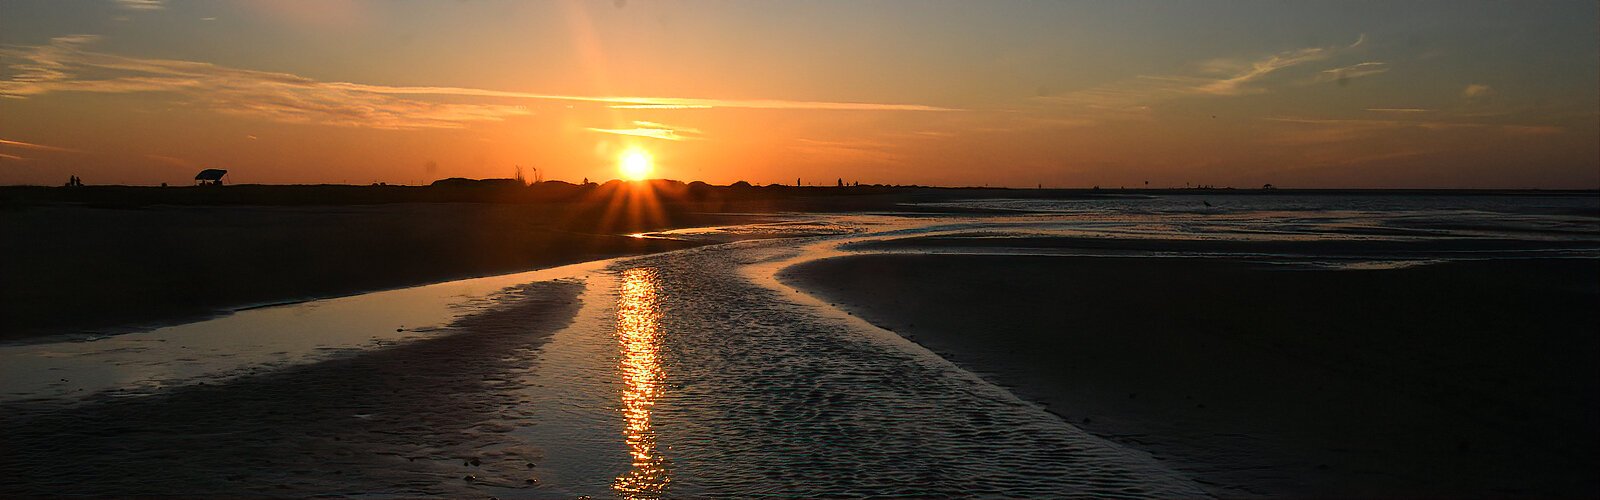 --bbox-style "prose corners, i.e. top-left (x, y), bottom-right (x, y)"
top-left (614, 267), bottom-right (670, 498)
top-left (619, 149), bottom-right (654, 181)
